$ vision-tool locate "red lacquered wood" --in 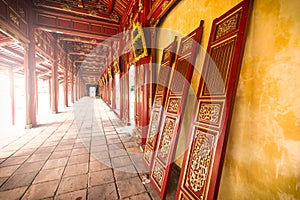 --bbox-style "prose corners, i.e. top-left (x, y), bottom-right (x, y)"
top-left (176, 0), bottom-right (253, 199)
